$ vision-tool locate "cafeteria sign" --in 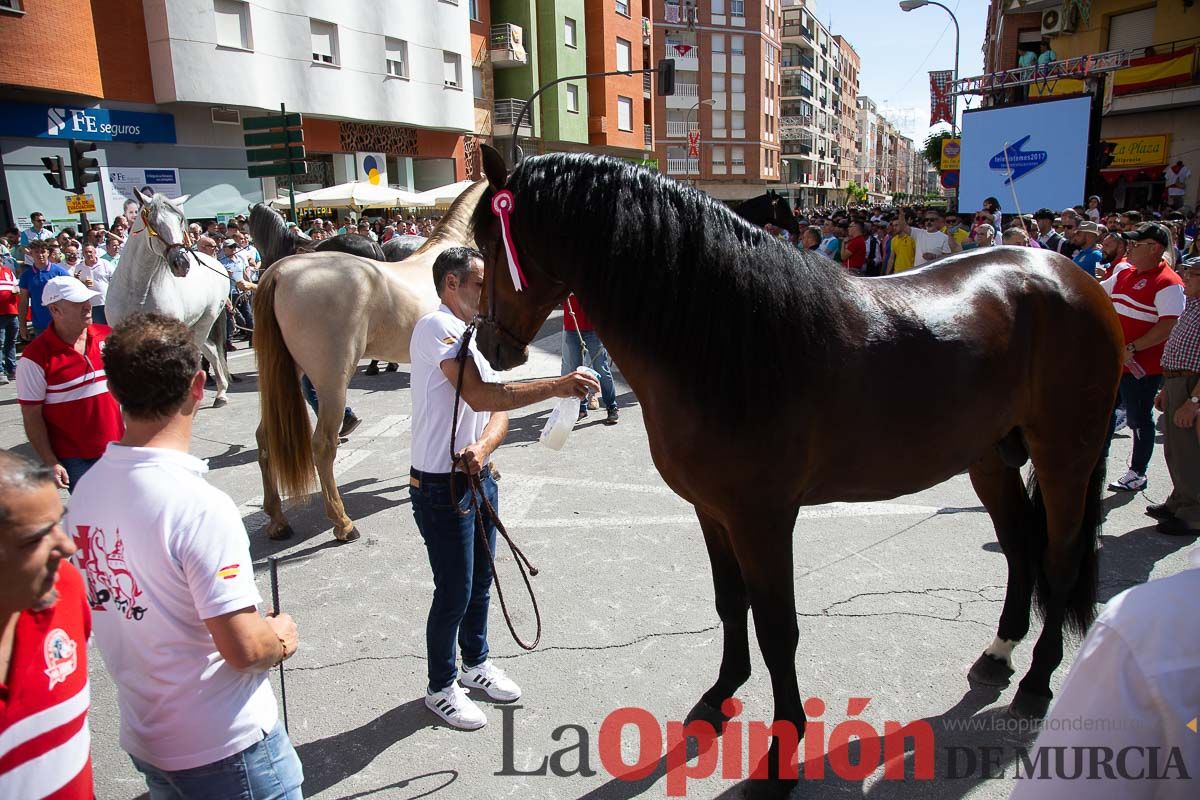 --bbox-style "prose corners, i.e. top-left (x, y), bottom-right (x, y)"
top-left (1103, 135), bottom-right (1170, 170)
